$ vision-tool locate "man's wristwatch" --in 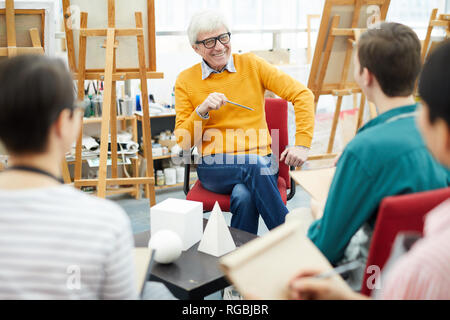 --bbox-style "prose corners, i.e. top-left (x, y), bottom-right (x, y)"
top-left (196, 106), bottom-right (209, 119)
